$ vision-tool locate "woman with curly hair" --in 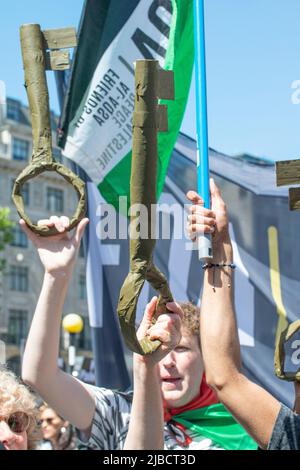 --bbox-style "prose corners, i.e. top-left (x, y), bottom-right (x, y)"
top-left (0, 368), bottom-right (41, 450)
